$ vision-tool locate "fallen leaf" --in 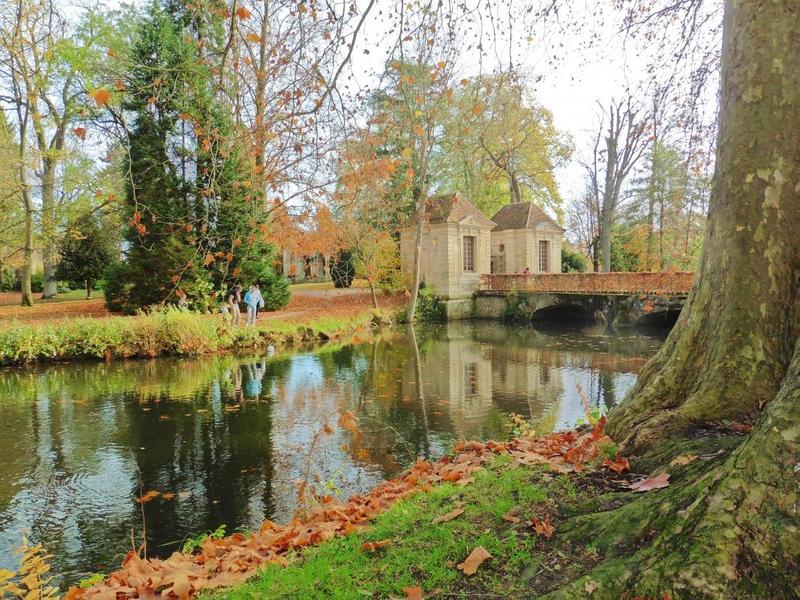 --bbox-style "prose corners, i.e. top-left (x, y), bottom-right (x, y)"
top-left (585, 580), bottom-right (598, 594)
top-left (338, 410), bottom-right (359, 435)
top-left (136, 490), bottom-right (160, 503)
top-left (629, 472), bottom-right (670, 492)
top-left (432, 507), bottom-right (464, 524)
top-left (457, 546), bottom-right (491, 576)
top-left (670, 454), bottom-right (698, 467)
top-left (603, 455), bottom-right (630, 473)
top-left (360, 539), bottom-right (392, 552)
top-left (403, 586), bottom-right (423, 600)
top-left (532, 516), bottom-right (554, 539)
top-left (501, 509), bottom-right (521, 524)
